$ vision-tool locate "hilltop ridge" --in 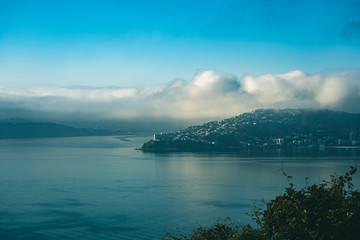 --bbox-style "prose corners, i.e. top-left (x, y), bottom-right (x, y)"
top-left (140, 109), bottom-right (360, 152)
top-left (0, 119), bottom-right (116, 139)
